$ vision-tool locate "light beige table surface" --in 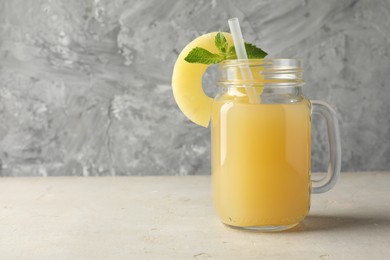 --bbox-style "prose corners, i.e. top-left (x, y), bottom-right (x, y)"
top-left (0, 172), bottom-right (389, 260)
